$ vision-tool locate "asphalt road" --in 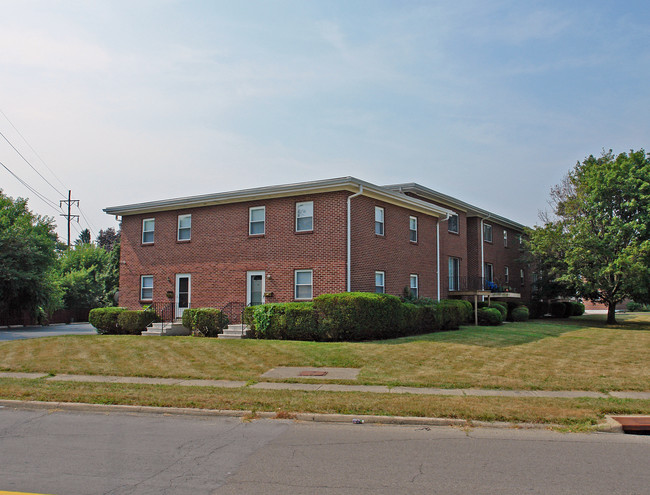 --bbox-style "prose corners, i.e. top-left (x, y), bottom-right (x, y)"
top-left (0, 407), bottom-right (648, 495)
top-left (0, 322), bottom-right (96, 341)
